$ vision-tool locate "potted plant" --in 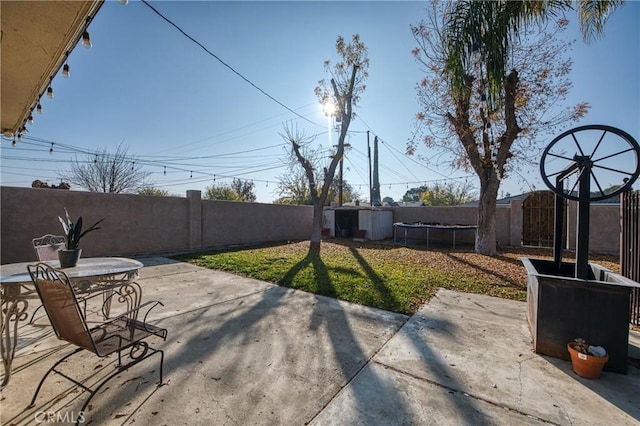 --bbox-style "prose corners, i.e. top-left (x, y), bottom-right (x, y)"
top-left (57, 209), bottom-right (104, 268)
top-left (567, 338), bottom-right (609, 379)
